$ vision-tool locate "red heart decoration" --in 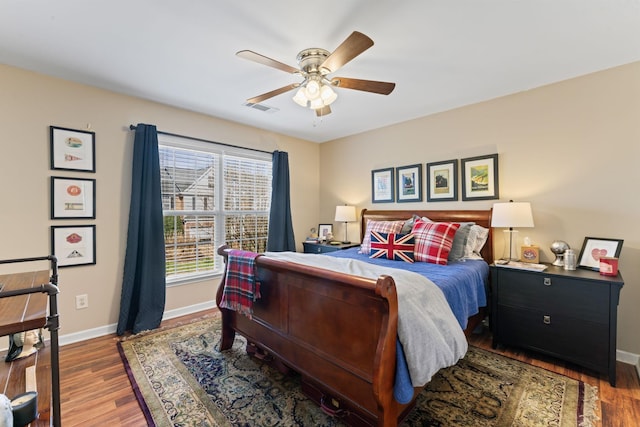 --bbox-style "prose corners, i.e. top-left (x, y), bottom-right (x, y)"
top-left (591, 248), bottom-right (607, 261)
